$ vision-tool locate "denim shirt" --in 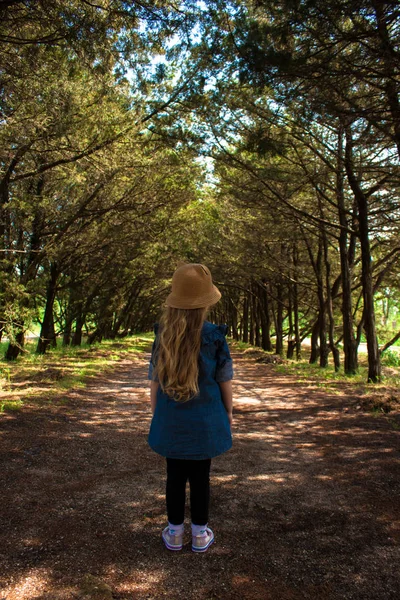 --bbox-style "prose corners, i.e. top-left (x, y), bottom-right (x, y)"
top-left (148, 321), bottom-right (234, 460)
